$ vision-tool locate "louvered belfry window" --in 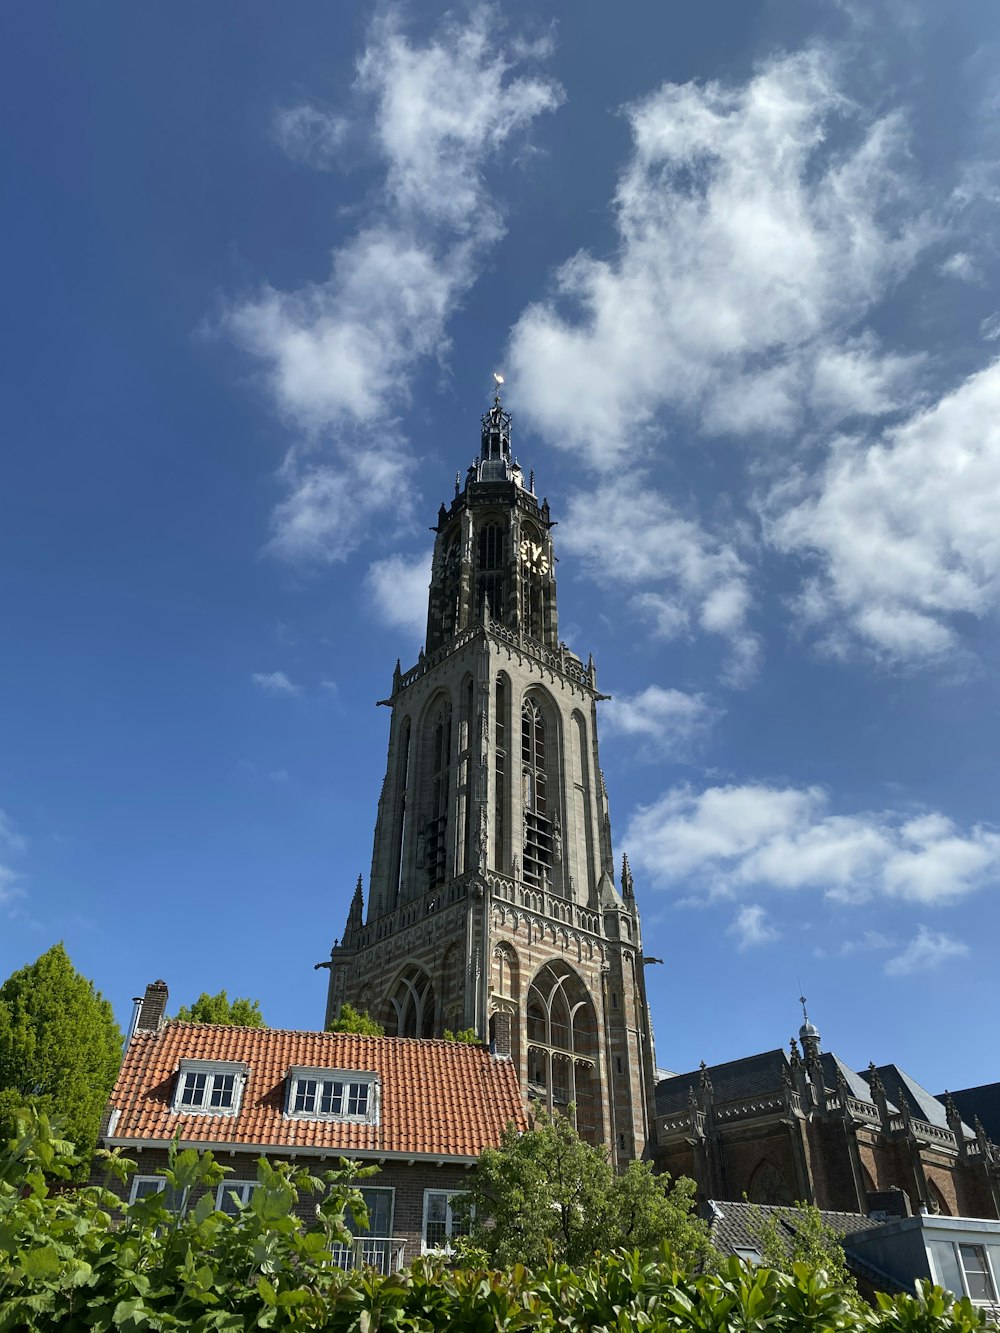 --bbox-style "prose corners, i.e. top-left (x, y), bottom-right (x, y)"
top-left (476, 521), bottom-right (505, 623)
top-left (522, 699), bottom-right (552, 886)
top-left (426, 706), bottom-right (451, 889)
